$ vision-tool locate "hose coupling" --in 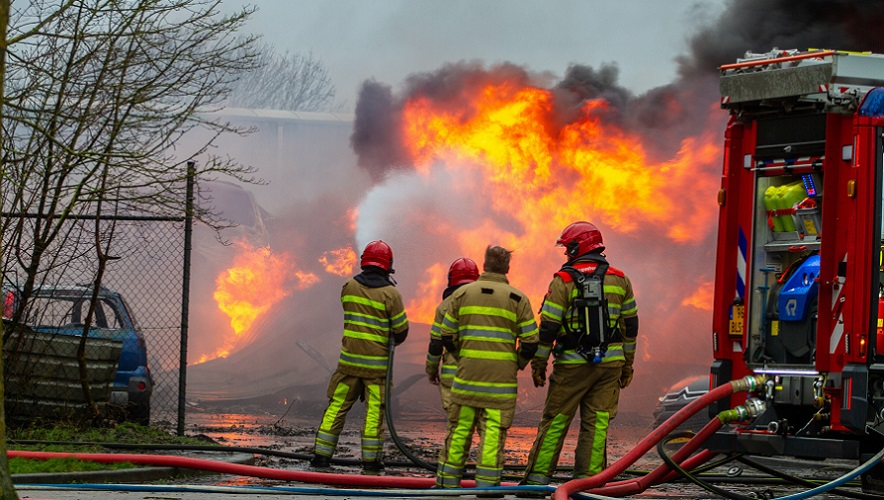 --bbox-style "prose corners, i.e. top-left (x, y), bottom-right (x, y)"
top-left (732, 374), bottom-right (768, 393)
top-left (719, 397), bottom-right (766, 424)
